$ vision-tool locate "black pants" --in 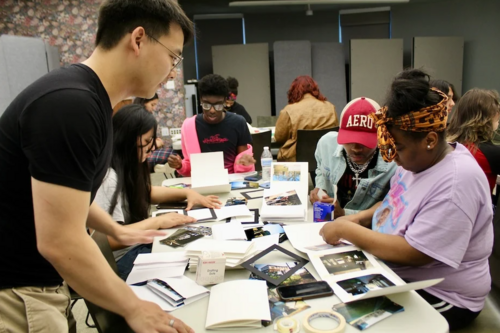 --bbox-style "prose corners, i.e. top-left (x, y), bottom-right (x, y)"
top-left (417, 289), bottom-right (481, 331)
